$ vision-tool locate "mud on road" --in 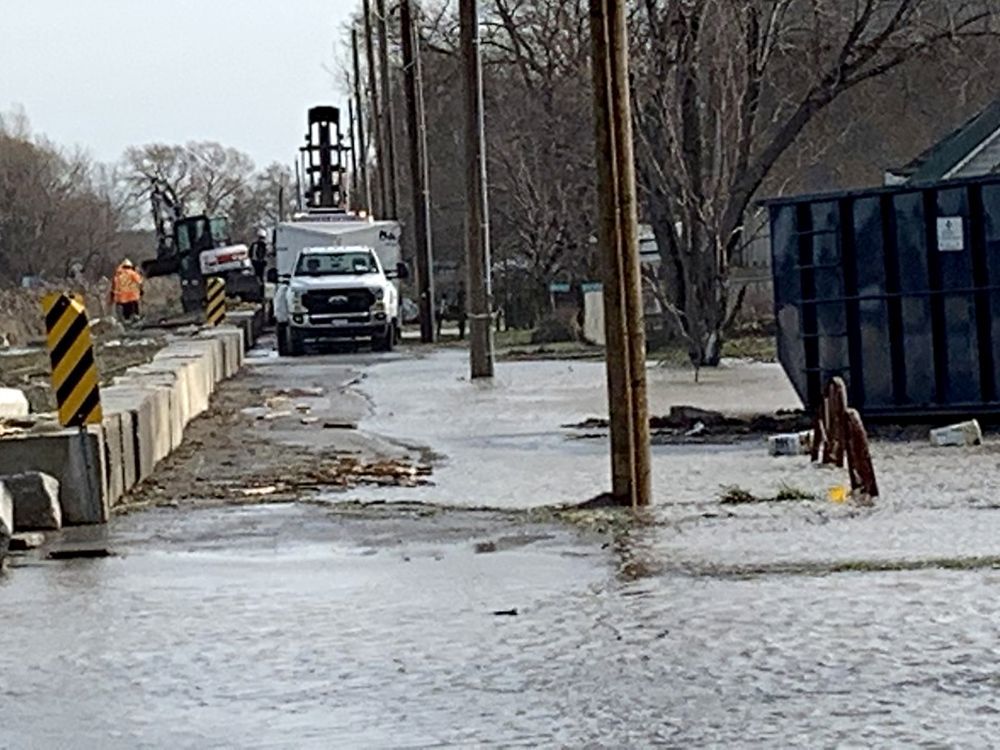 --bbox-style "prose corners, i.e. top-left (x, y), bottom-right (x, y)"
top-left (124, 350), bottom-right (434, 510)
